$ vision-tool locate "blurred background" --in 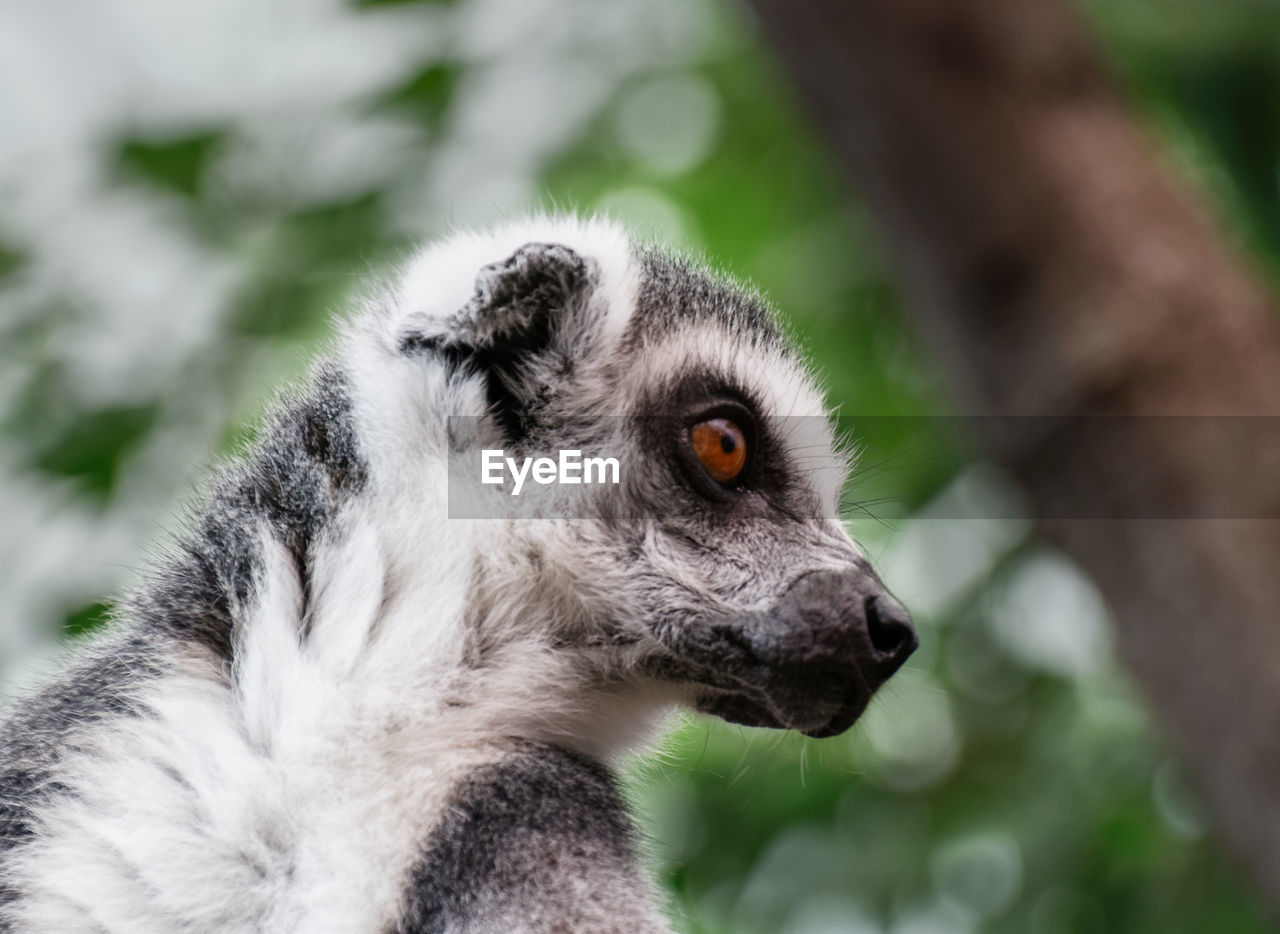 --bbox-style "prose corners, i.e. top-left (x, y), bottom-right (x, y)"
top-left (1, 0), bottom-right (1277, 931)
